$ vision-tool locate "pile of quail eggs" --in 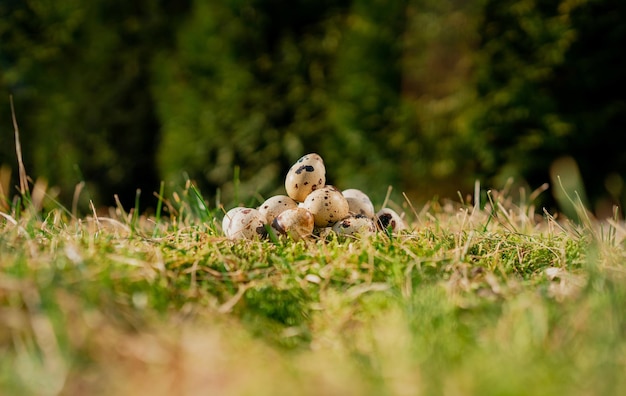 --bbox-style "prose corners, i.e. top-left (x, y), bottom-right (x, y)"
top-left (222, 153), bottom-right (407, 241)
